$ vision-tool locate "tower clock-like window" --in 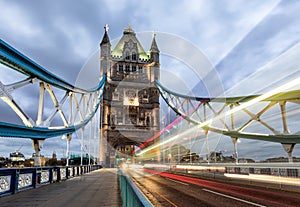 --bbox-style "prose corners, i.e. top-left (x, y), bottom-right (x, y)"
top-left (113, 92), bottom-right (119, 100)
top-left (124, 90), bottom-right (139, 106)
